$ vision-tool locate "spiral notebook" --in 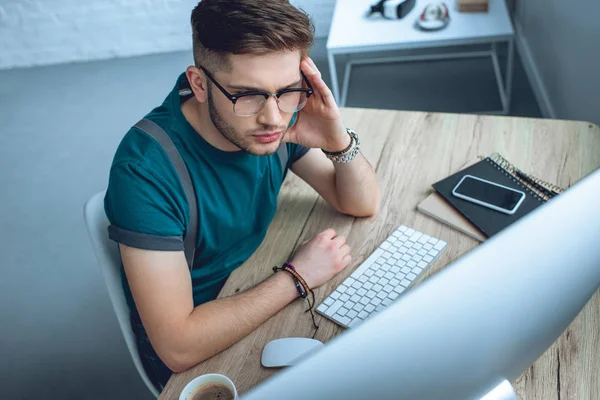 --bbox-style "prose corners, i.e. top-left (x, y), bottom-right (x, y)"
top-left (432, 154), bottom-right (564, 238)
